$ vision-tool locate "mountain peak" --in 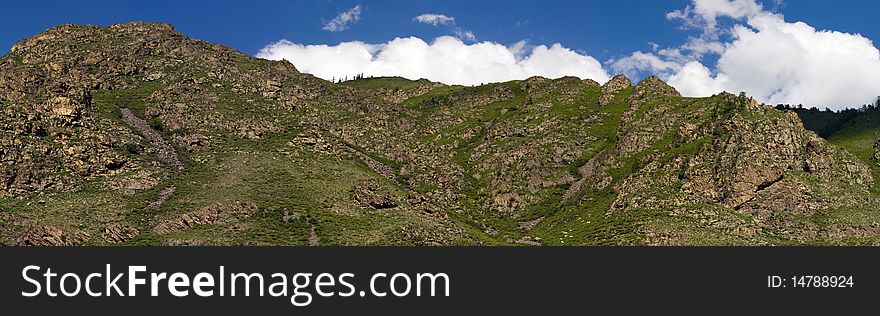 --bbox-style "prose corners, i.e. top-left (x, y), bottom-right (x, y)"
top-left (605, 74), bottom-right (631, 87)
top-left (110, 21), bottom-right (176, 31)
top-left (598, 74), bottom-right (631, 106)
top-left (634, 75), bottom-right (680, 98)
top-left (11, 22), bottom-right (180, 55)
